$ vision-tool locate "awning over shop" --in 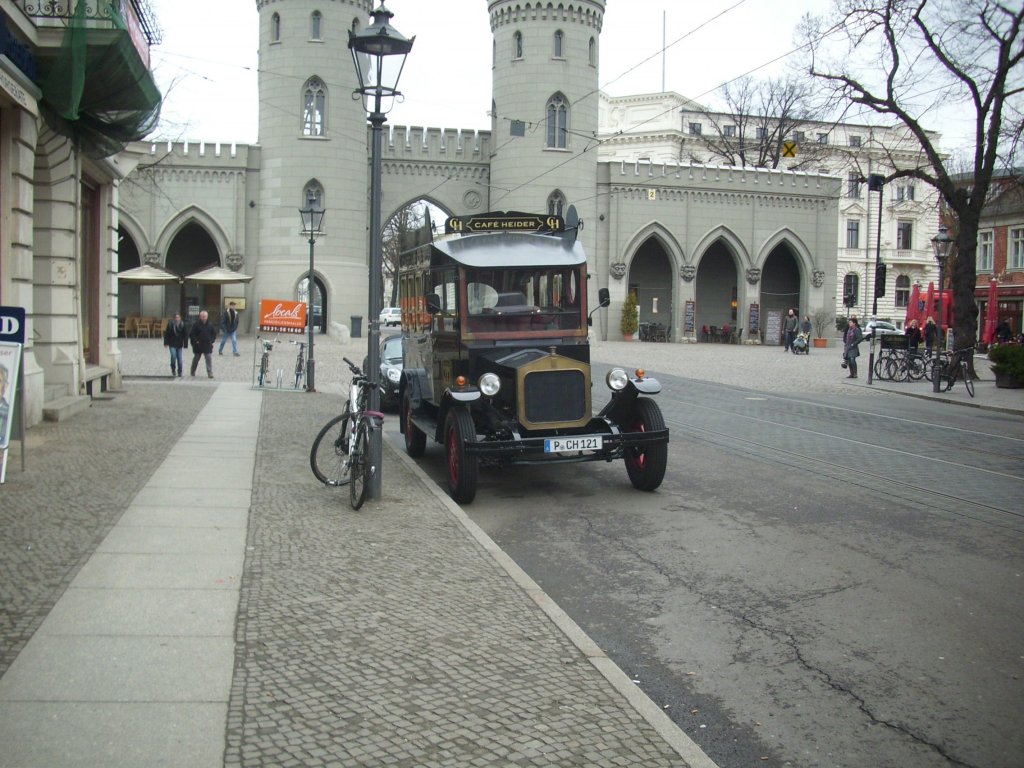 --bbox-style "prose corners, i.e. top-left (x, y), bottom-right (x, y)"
top-left (39, 0), bottom-right (161, 159)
